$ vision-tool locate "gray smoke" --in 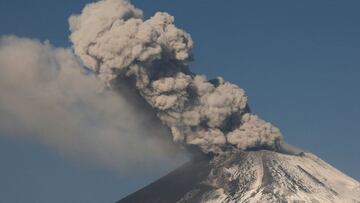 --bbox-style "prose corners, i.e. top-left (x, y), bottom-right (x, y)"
top-left (0, 36), bottom-right (185, 172)
top-left (69, 0), bottom-right (283, 154)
